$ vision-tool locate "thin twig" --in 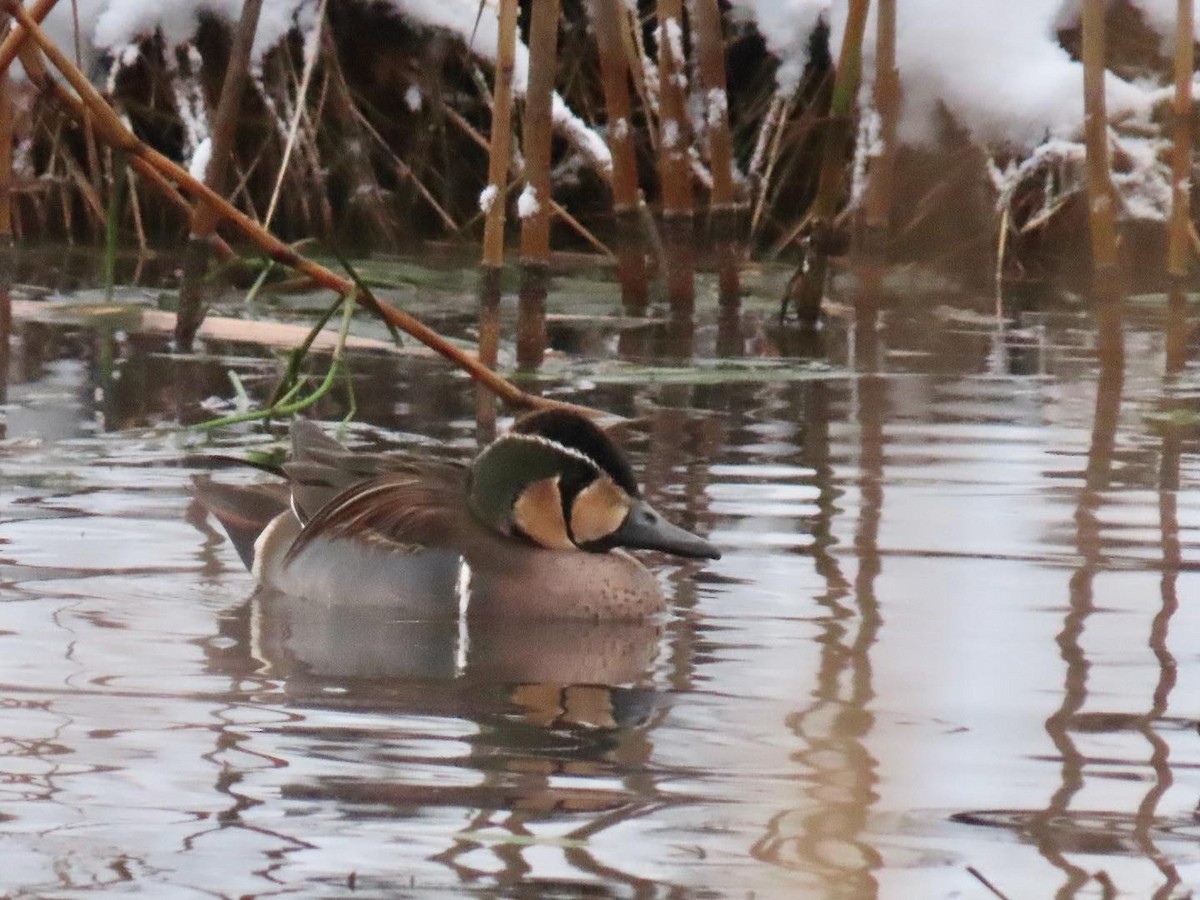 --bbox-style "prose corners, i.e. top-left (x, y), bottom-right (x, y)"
top-left (966, 866), bottom-right (1011, 900)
